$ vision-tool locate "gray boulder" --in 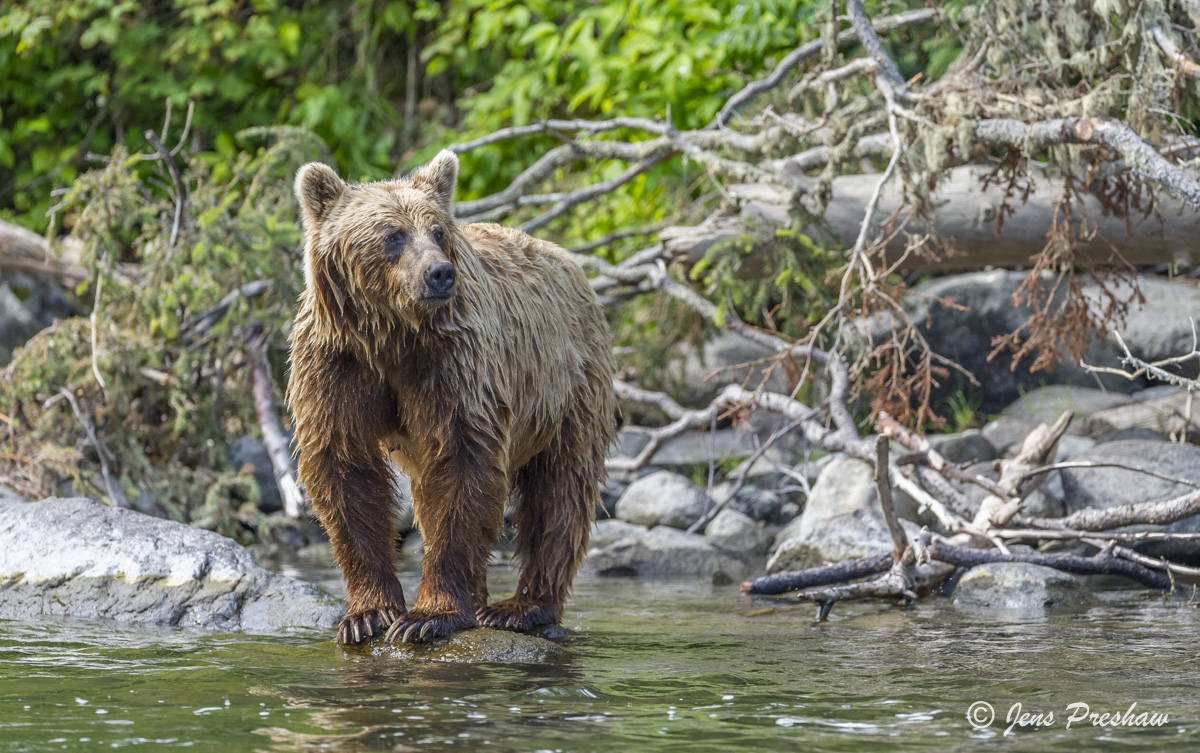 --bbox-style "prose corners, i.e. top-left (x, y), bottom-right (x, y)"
top-left (365, 627), bottom-right (568, 663)
top-left (590, 518), bottom-right (649, 549)
top-left (952, 563), bottom-right (1101, 611)
top-left (765, 456), bottom-right (921, 572)
top-left (704, 509), bottom-right (773, 554)
top-left (584, 525), bottom-right (748, 581)
top-left (796, 456), bottom-right (917, 524)
top-left (871, 271), bottom-right (1135, 413)
top-left (1108, 277), bottom-right (1200, 365)
top-left (227, 434), bottom-right (283, 513)
top-left (767, 514), bottom-right (920, 573)
top-left (0, 497), bottom-right (342, 632)
top-left (1059, 440), bottom-right (1200, 560)
top-left (983, 386), bottom-right (1127, 454)
top-left (709, 483), bottom-right (799, 525)
top-left (0, 274), bottom-right (74, 366)
top-left (927, 430), bottom-right (1000, 464)
top-left (615, 471), bottom-right (707, 529)
top-left (612, 428), bottom-right (780, 468)
top-left (673, 329), bottom-right (791, 404)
